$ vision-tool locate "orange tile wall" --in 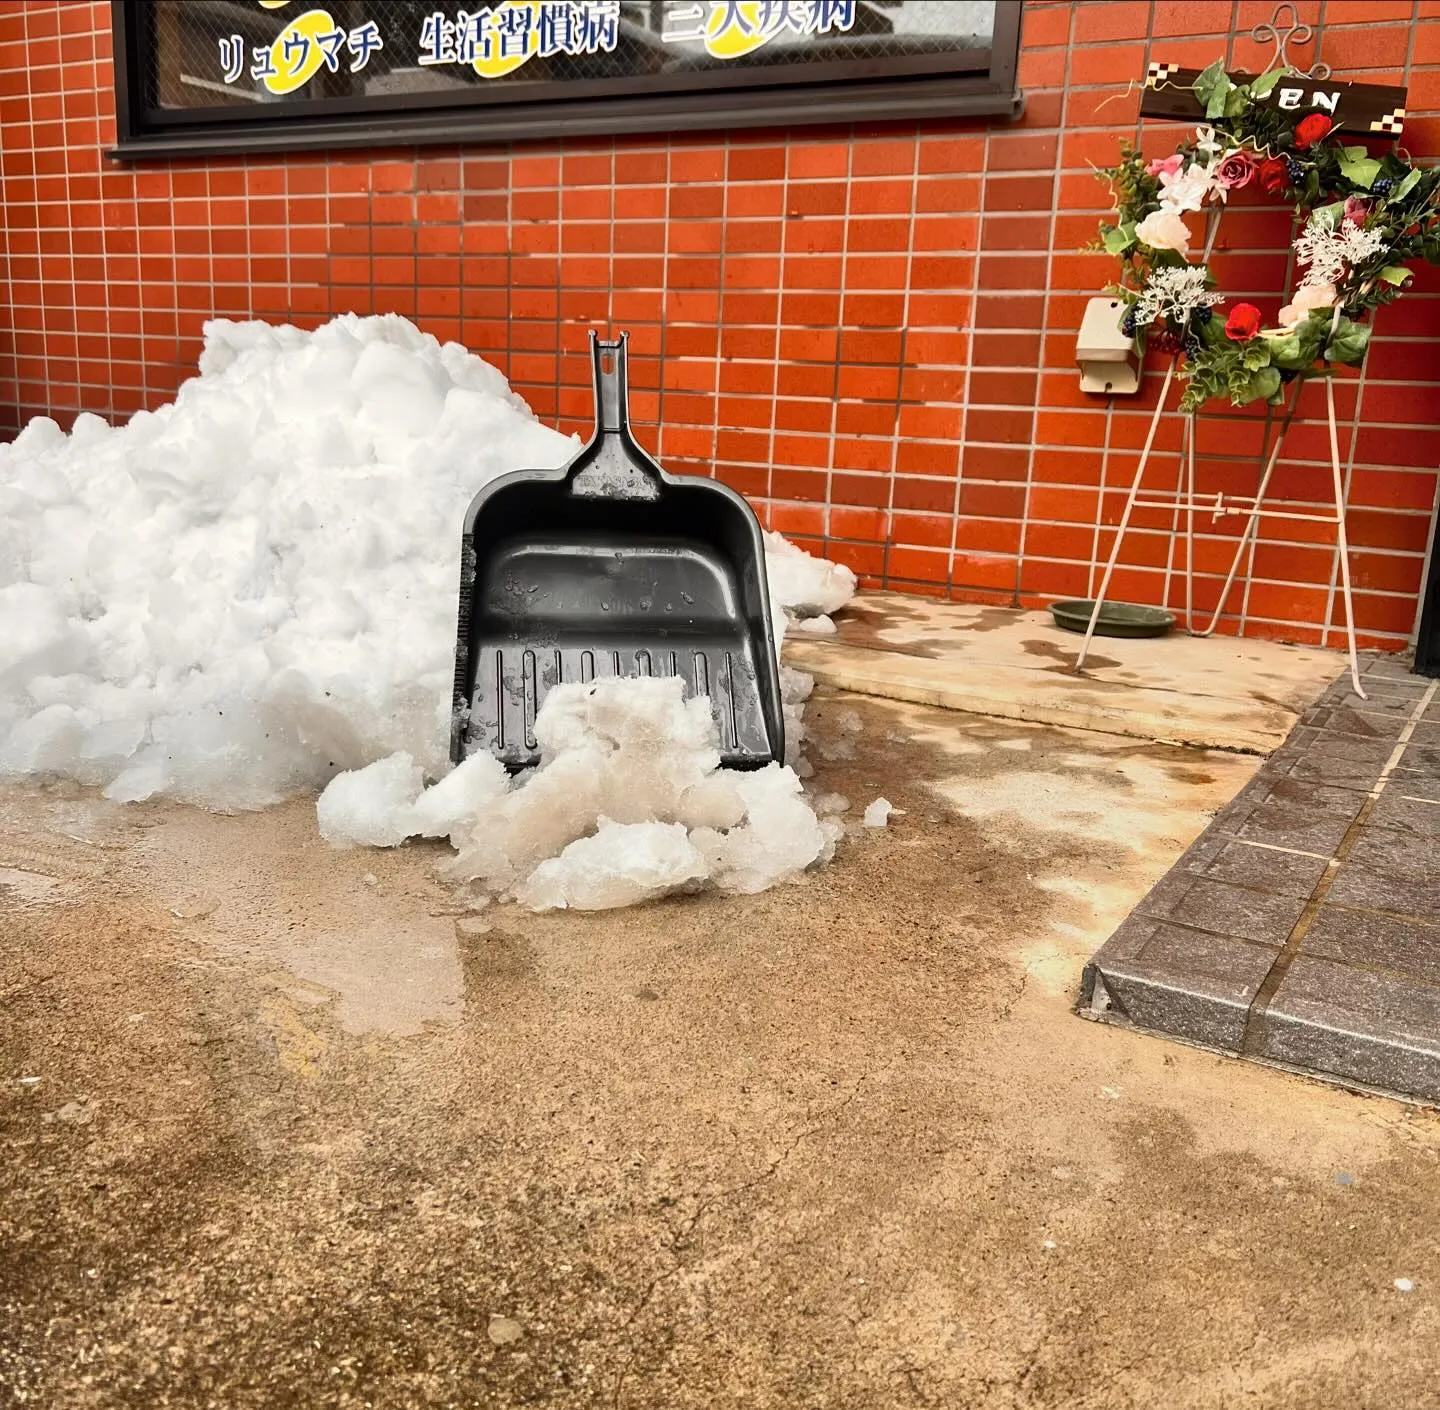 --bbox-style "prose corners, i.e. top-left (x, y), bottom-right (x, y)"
top-left (2, 0), bottom-right (1439, 650)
